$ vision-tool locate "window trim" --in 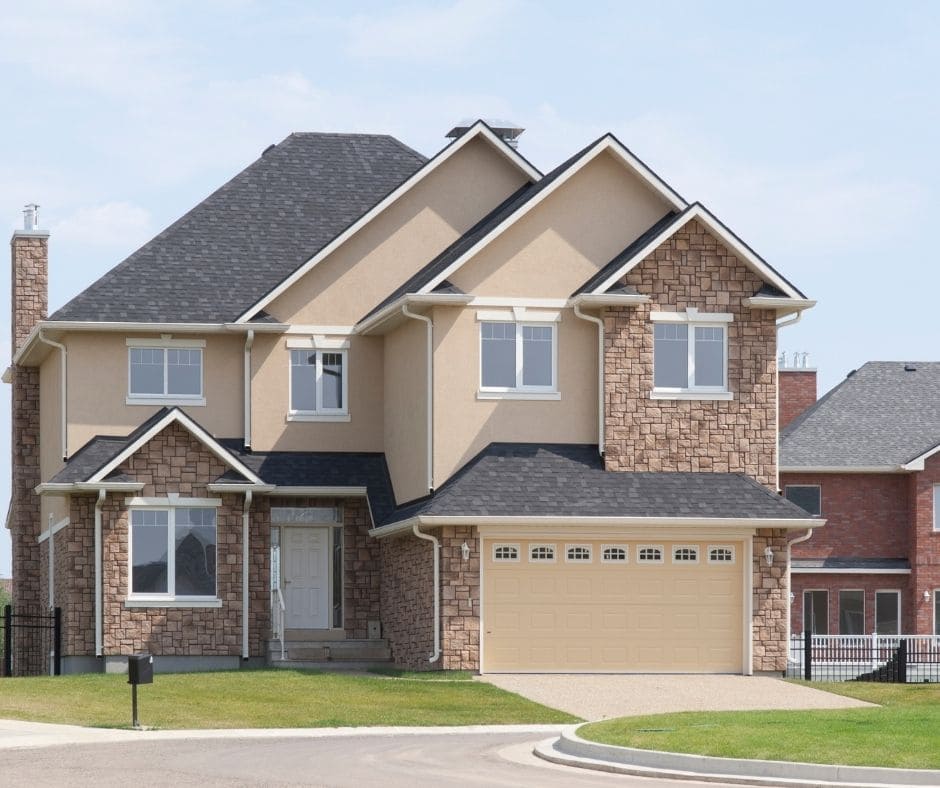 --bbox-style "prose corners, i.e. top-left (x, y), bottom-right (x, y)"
top-left (650, 310), bottom-right (730, 399)
top-left (785, 484), bottom-right (822, 516)
top-left (874, 589), bottom-right (901, 635)
top-left (672, 544), bottom-right (700, 564)
top-left (528, 543), bottom-right (557, 563)
top-left (492, 543), bottom-right (520, 563)
top-left (565, 544), bottom-right (592, 563)
top-left (637, 545), bottom-right (664, 564)
top-left (601, 544), bottom-right (628, 564)
top-left (803, 588), bottom-right (829, 635)
top-left (838, 588), bottom-right (865, 635)
top-left (707, 545), bottom-right (736, 564)
top-left (288, 348), bottom-right (349, 421)
top-left (126, 341), bottom-right (205, 406)
top-left (478, 320), bottom-right (558, 398)
top-left (127, 504), bottom-right (220, 604)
